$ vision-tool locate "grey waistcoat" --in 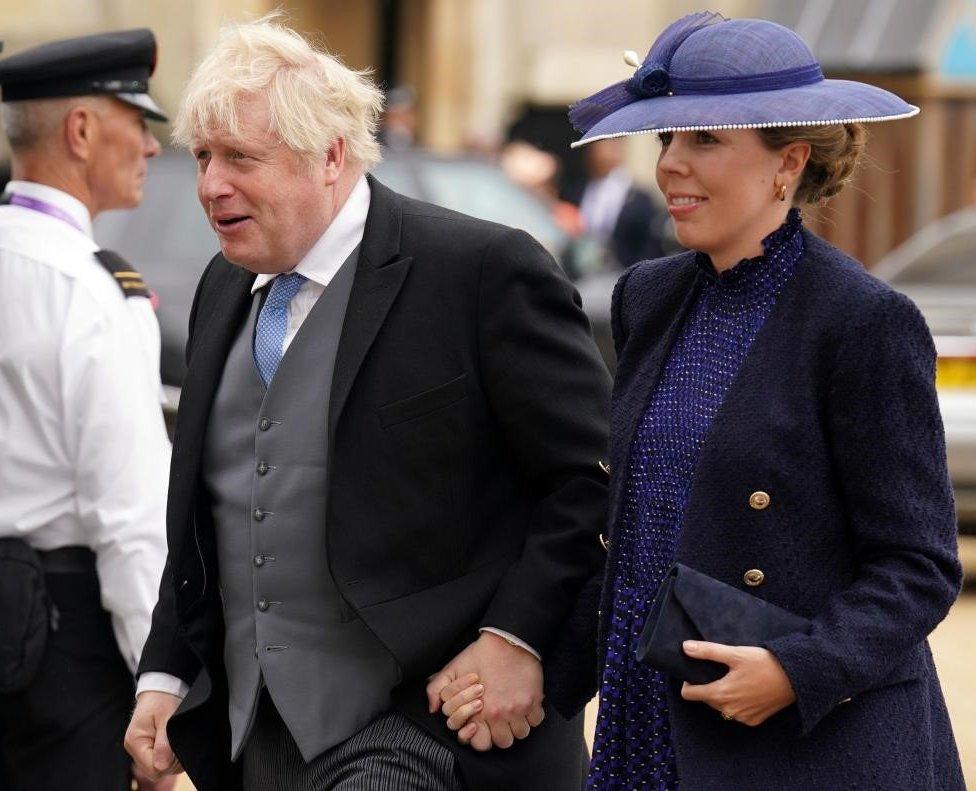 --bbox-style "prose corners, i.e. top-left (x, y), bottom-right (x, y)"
top-left (202, 249), bottom-right (399, 762)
